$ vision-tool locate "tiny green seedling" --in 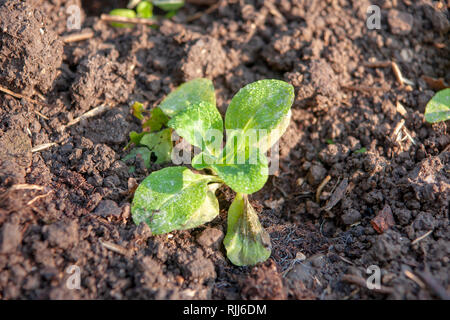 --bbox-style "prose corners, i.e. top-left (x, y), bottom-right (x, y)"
top-left (424, 88), bottom-right (450, 123)
top-left (109, 0), bottom-right (184, 27)
top-left (354, 147), bottom-right (367, 154)
top-left (130, 78), bottom-right (294, 266)
top-left (123, 101), bottom-right (172, 171)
